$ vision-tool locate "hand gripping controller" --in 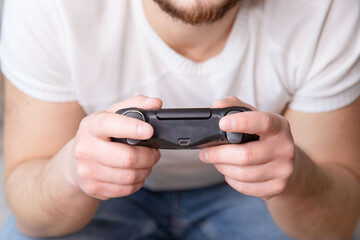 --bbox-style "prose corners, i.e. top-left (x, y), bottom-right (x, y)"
top-left (111, 107), bottom-right (259, 149)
